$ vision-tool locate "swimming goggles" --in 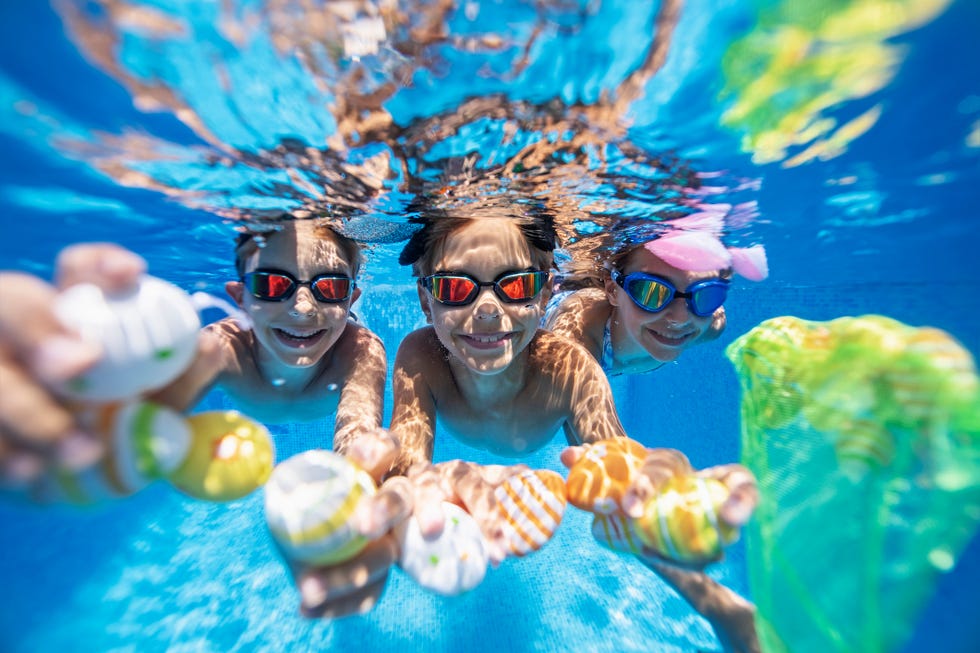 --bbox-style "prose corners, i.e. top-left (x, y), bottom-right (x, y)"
top-left (420, 270), bottom-right (549, 306)
top-left (242, 269), bottom-right (355, 303)
top-left (611, 270), bottom-right (728, 317)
